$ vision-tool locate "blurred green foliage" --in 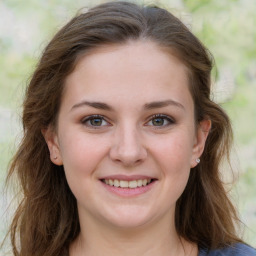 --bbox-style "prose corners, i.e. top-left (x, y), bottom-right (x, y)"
top-left (1, 0), bottom-right (255, 248)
